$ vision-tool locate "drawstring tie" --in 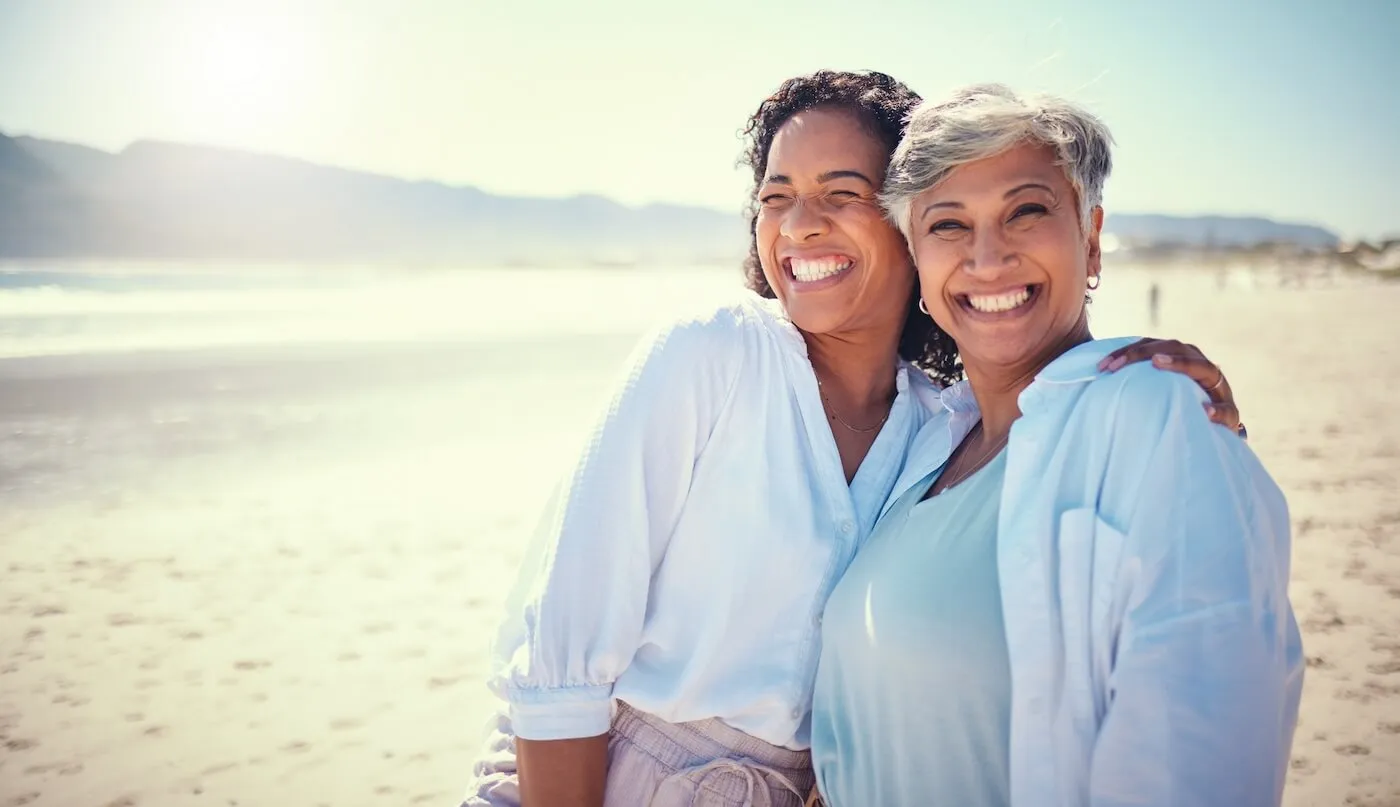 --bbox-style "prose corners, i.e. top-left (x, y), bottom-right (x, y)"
top-left (650, 756), bottom-right (808, 807)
